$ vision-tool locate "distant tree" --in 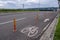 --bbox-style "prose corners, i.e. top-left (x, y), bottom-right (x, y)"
top-left (58, 0), bottom-right (60, 8)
